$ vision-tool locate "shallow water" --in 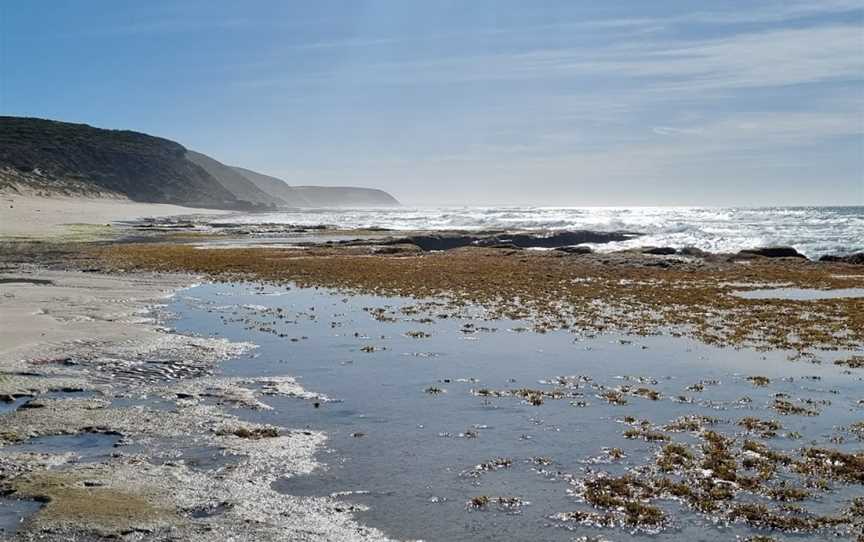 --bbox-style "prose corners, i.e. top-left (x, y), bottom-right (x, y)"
top-left (172, 282), bottom-right (863, 541)
top-left (0, 433), bottom-right (121, 462)
top-left (0, 397), bottom-right (28, 415)
top-left (0, 499), bottom-right (42, 536)
top-left (733, 287), bottom-right (864, 300)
